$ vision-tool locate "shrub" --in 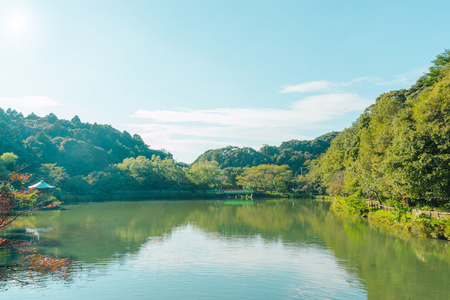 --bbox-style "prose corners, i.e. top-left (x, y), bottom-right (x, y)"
top-left (332, 192), bottom-right (370, 217)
